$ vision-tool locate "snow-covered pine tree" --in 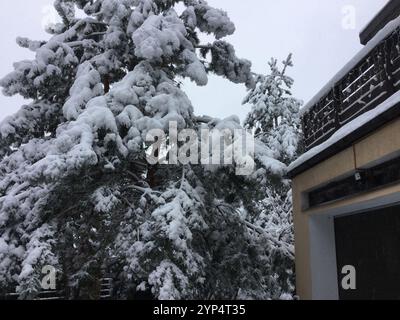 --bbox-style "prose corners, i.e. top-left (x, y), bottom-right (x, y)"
top-left (243, 54), bottom-right (303, 297)
top-left (0, 0), bottom-right (294, 300)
